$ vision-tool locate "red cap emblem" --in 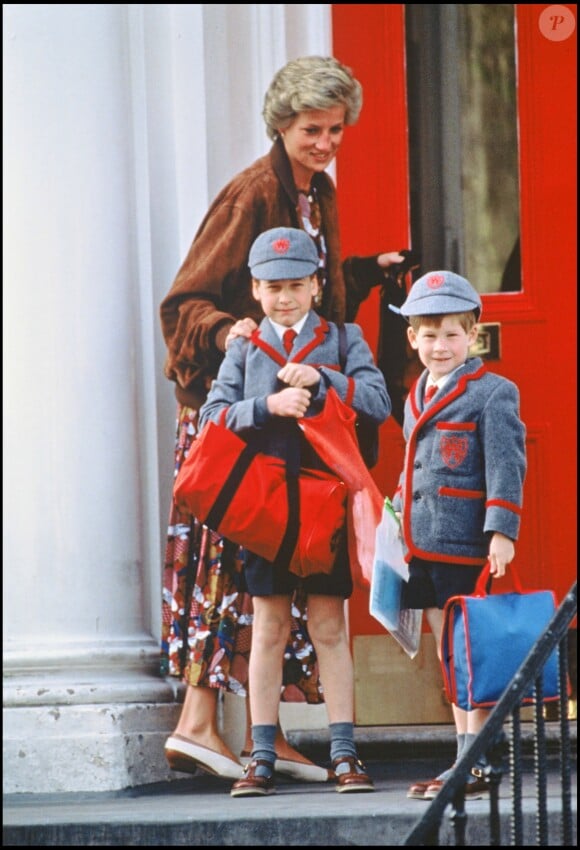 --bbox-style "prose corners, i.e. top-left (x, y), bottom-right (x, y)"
top-left (427, 273), bottom-right (445, 289)
top-left (272, 238), bottom-right (290, 254)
